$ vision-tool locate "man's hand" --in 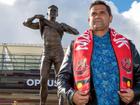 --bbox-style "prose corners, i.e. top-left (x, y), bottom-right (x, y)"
top-left (118, 88), bottom-right (134, 104)
top-left (72, 91), bottom-right (89, 105)
top-left (34, 14), bottom-right (44, 20)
